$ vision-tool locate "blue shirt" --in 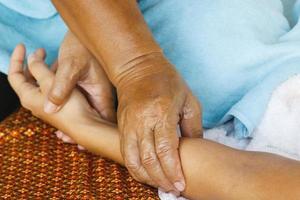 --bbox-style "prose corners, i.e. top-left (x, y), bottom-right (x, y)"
top-left (1, 0), bottom-right (300, 139)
